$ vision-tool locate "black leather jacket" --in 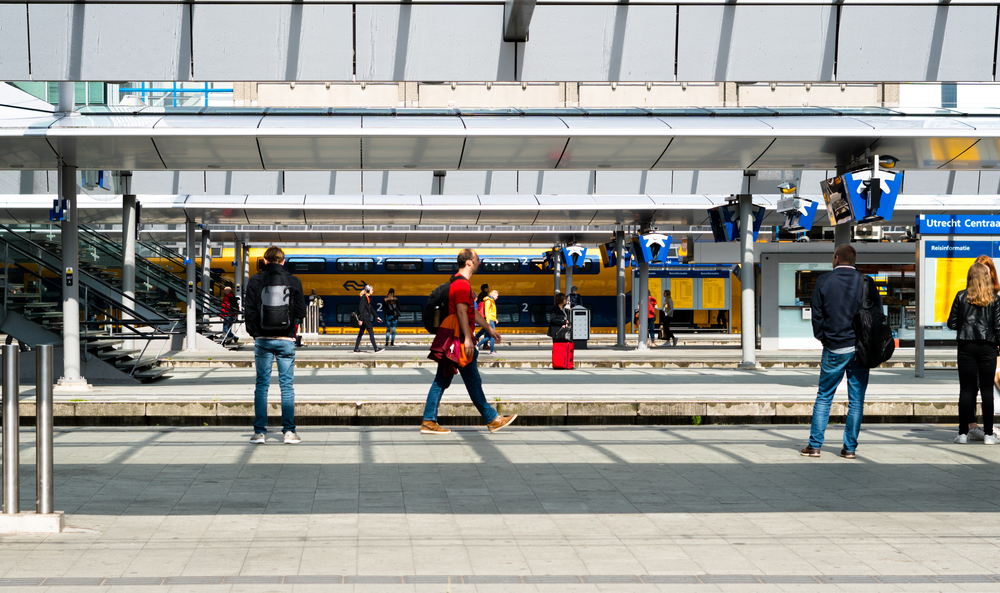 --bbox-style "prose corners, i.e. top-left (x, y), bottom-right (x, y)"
top-left (947, 290), bottom-right (1000, 344)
